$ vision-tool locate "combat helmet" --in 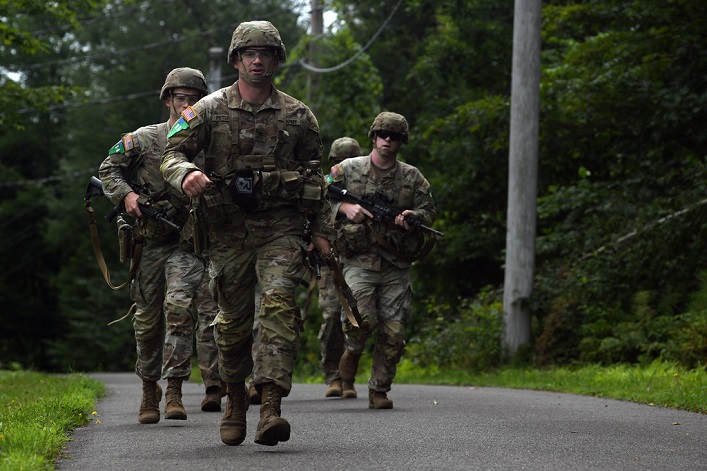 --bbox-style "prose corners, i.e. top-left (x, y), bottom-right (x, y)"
top-left (368, 112), bottom-right (409, 144)
top-left (159, 67), bottom-right (209, 100)
top-left (329, 137), bottom-right (361, 161)
top-left (227, 20), bottom-right (287, 63)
